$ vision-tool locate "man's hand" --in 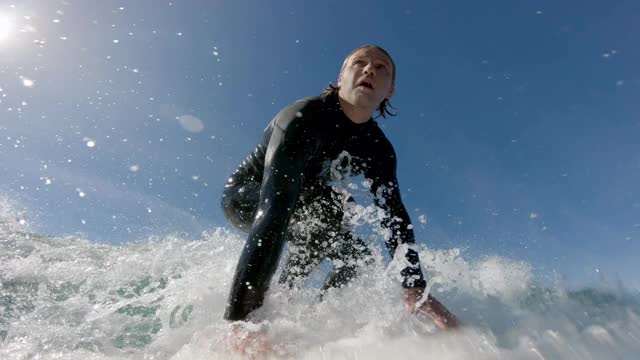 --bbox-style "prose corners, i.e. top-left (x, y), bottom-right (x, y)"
top-left (404, 288), bottom-right (460, 330)
top-left (226, 322), bottom-right (273, 359)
